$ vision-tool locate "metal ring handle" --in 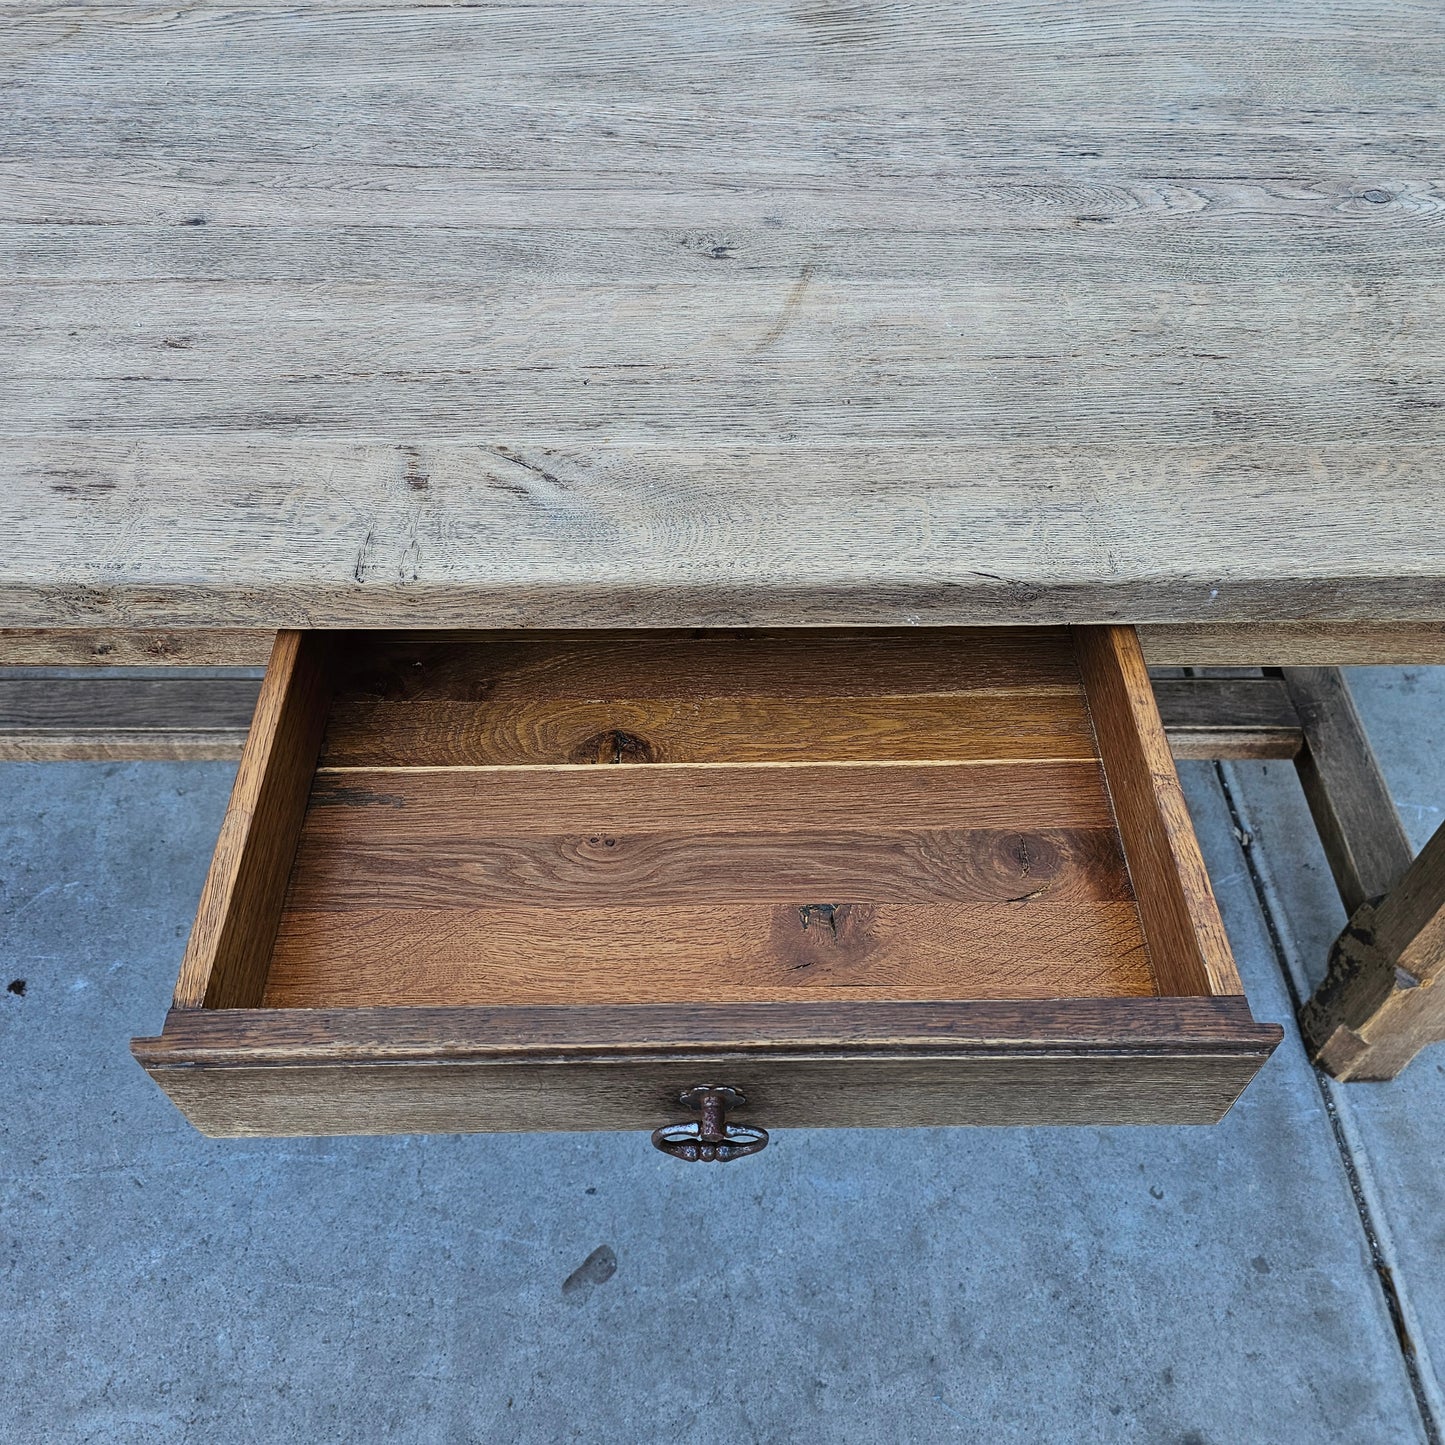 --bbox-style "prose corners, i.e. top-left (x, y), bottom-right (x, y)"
top-left (650, 1086), bottom-right (769, 1163)
top-left (650, 1120), bottom-right (770, 1162)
